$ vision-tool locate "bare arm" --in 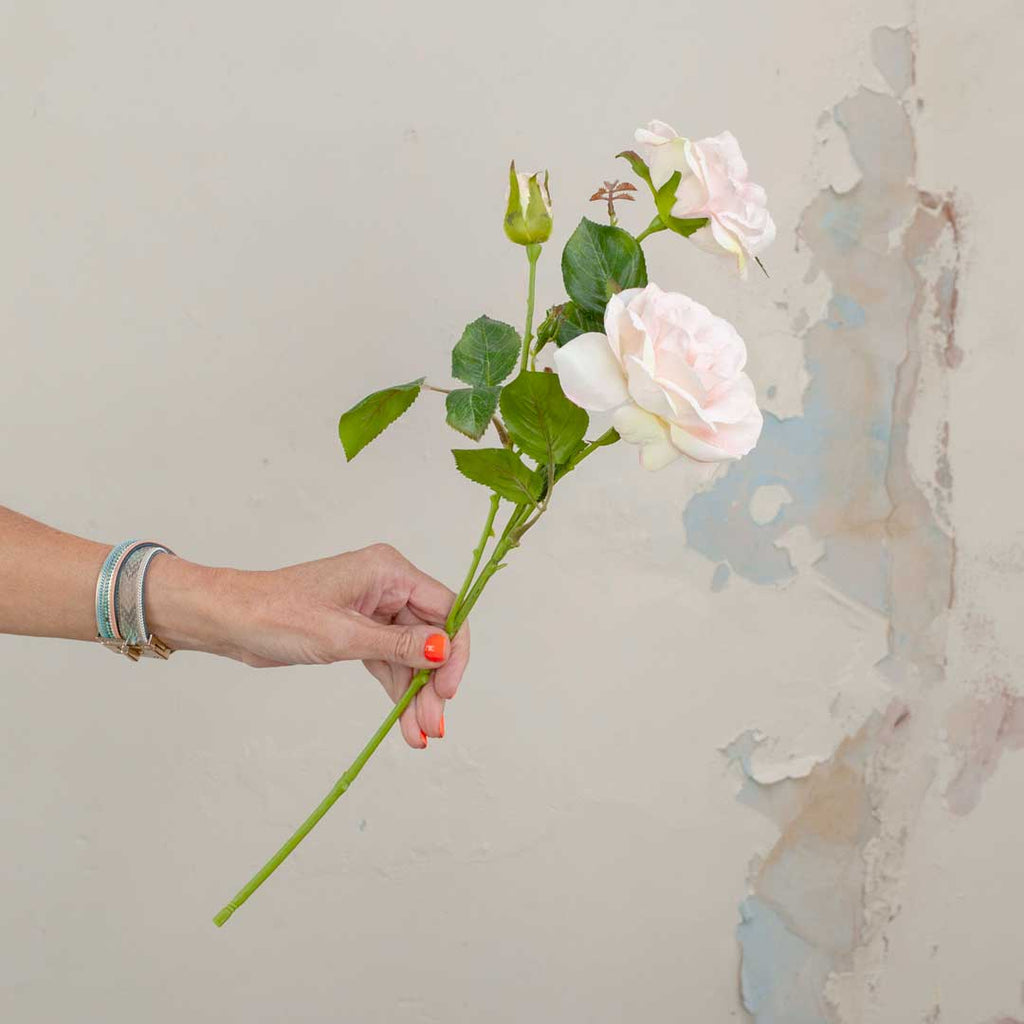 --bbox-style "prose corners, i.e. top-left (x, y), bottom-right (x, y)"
top-left (0, 506), bottom-right (468, 747)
